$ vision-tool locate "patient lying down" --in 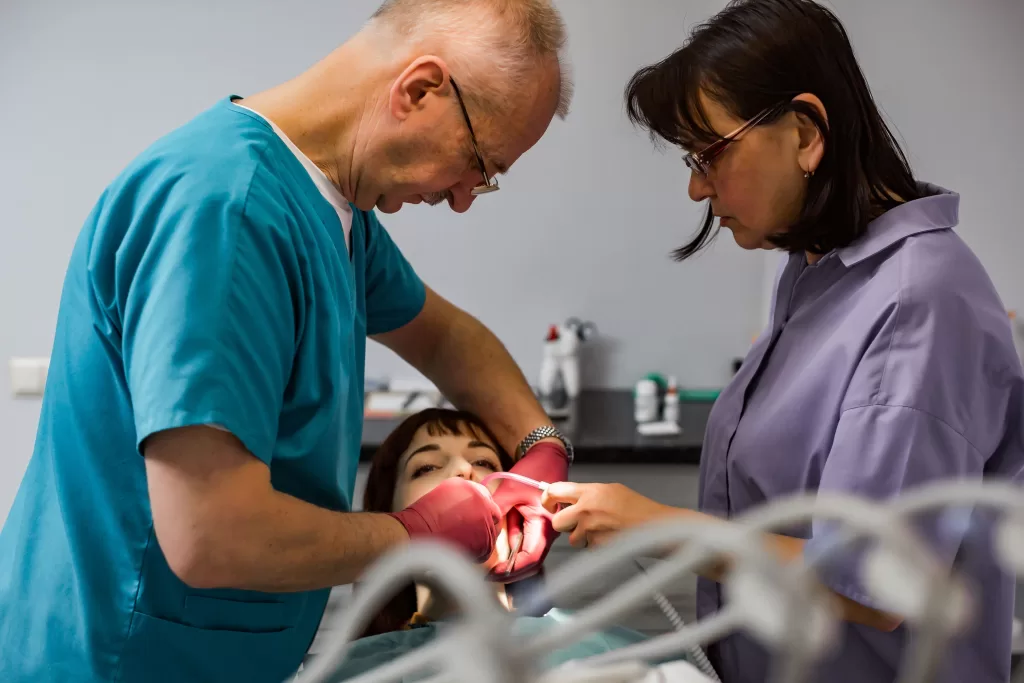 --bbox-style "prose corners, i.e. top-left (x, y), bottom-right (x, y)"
top-left (366, 407), bottom-right (514, 625)
top-left (331, 409), bottom-right (683, 680)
